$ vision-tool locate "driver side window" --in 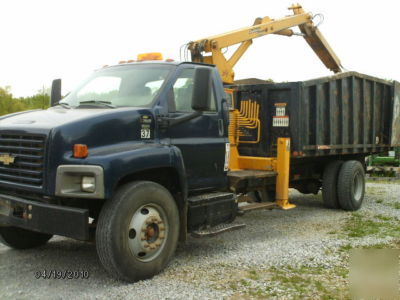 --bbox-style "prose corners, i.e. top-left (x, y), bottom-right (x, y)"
top-left (170, 68), bottom-right (217, 113)
top-left (172, 69), bottom-right (195, 112)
